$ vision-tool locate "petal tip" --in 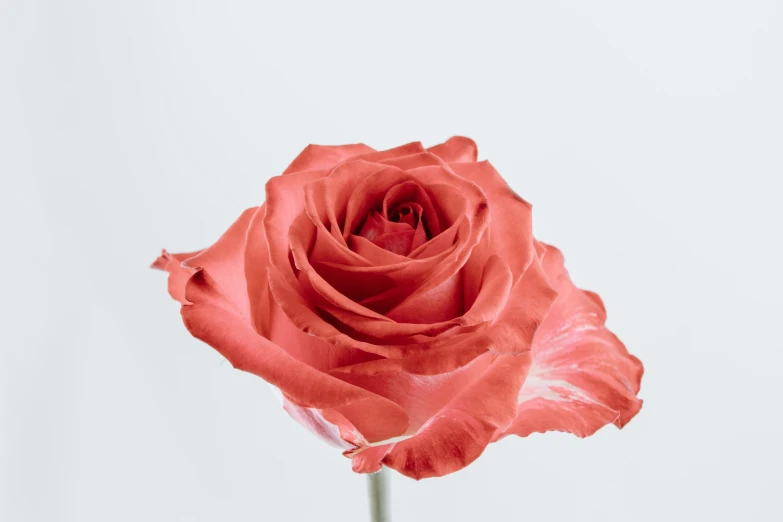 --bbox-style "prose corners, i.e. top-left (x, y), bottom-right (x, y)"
top-left (427, 136), bottom-right (479, 163)
top-left (151, 249), bottom-right (171, 270)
